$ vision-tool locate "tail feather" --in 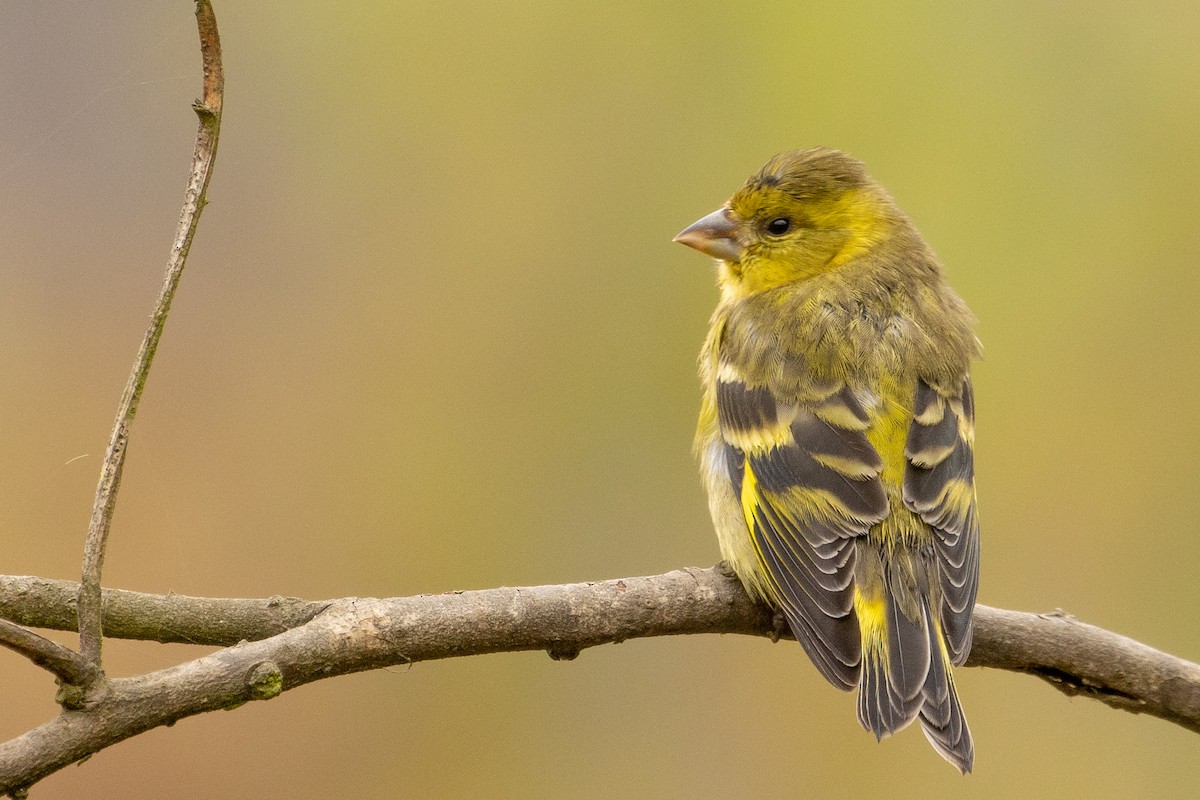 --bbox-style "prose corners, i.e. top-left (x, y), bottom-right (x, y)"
top-left (855, 587), bottom-right (928, 739)
top-left (920, 695), bottom-right (973, 774)
top-left (855, 587), bottom-right (974, 773)
top-left (857, 647), bottom-right (911, 739)
top-left (918, 604), bottom-right (974, 773)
